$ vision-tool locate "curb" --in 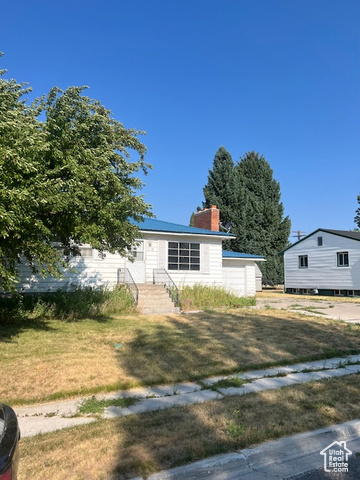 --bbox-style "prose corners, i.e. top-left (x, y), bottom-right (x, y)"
top-left (130, 419), bottom-right (360, 480)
